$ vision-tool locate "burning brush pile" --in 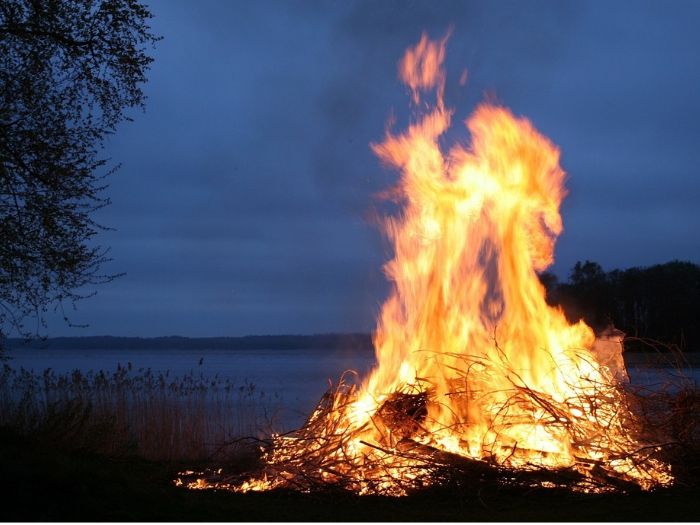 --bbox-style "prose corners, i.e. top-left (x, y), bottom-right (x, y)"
top-left (178, 34), bottom-right (677, 496)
